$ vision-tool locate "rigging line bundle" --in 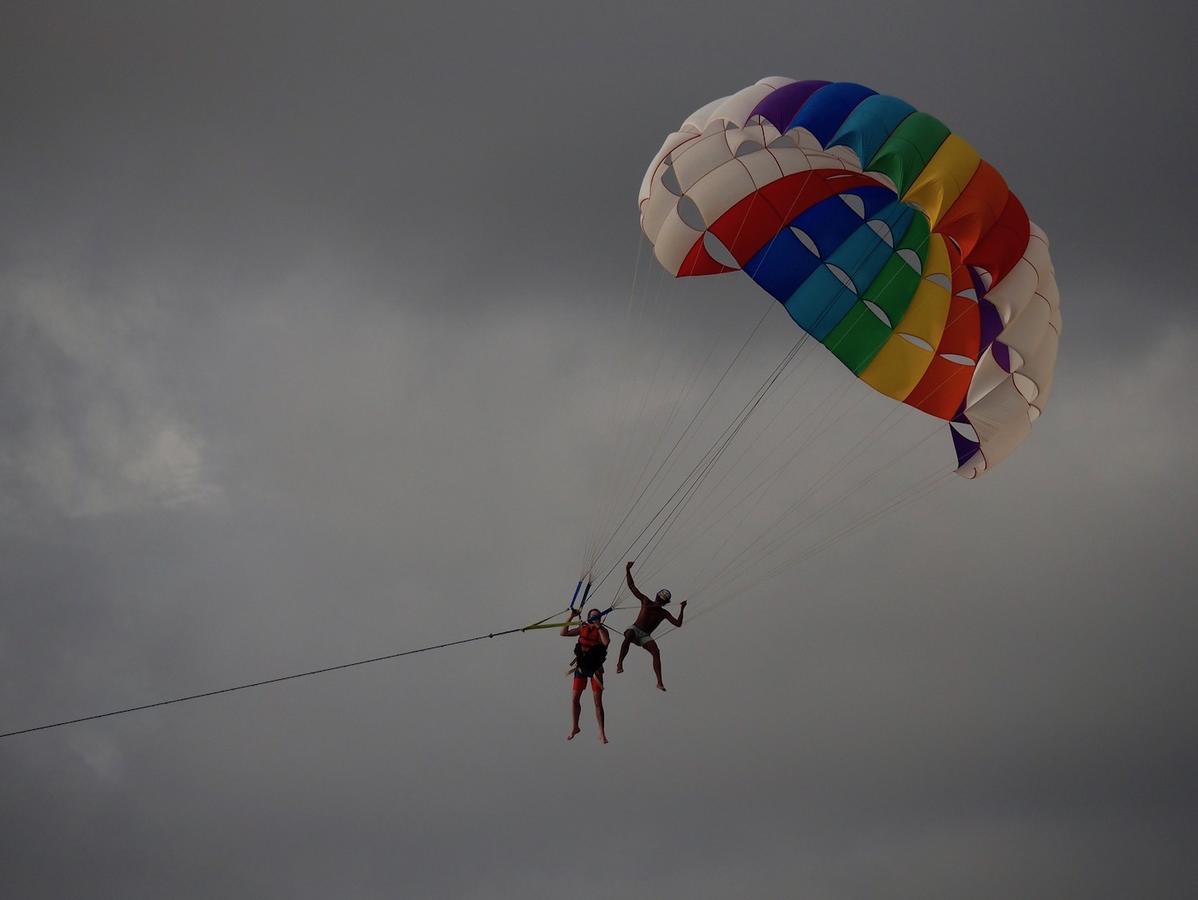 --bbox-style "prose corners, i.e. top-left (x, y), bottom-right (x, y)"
top-left (583, 167), bottom-right (831, 580)
top-left (585, 299), bottom-right (777, 575)
top-left (626, 273), bottom-right (984, 612)
top-left (589, 210), bottom-right (946, 605)
top-left (582, 324), bottom-right (819, 612)
top-left (647, 468), bottom-right (955, 644)
top-left (688, 422), bottom-right (945, 602)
